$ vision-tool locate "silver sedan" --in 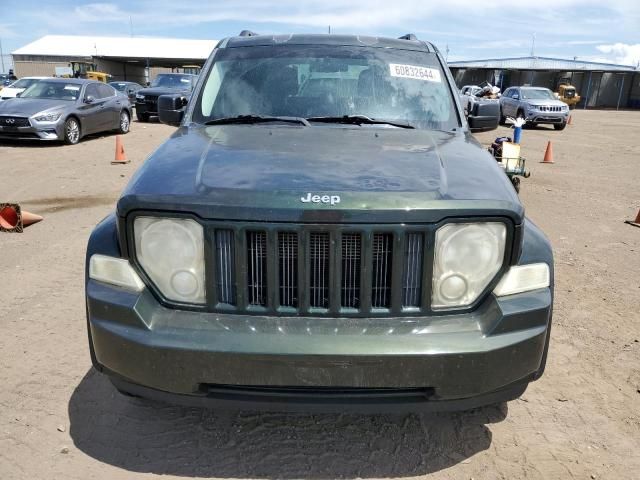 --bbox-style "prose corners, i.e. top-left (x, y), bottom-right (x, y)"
top-left (0, 78), bottom-right (132, 144)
